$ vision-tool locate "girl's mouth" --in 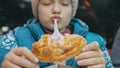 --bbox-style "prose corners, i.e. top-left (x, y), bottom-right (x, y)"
top-left (51, 16), bottom-right (61, 22)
